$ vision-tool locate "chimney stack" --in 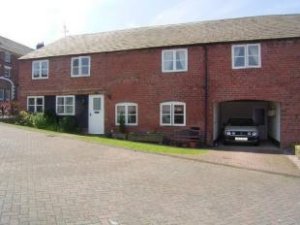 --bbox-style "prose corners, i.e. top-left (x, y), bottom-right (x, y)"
top-left (36, 42), bottom-right (44, 49)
